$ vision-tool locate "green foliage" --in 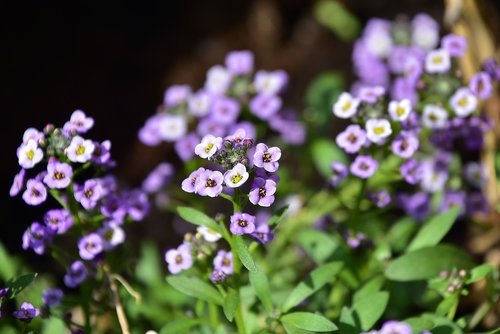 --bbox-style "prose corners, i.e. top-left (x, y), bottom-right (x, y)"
top-left (166, 276), bottom-right (224, 306)
top-left (177, 206), bottom-right (222, 234)
top-left (311, 139), bottom-right (348, 179)
top-left (281, 312), bottom-right (338, 332)
top-left (249, 270), bottom-right (273, 313)
top-left (314, 0), bottom-right (361, 41)
top-left (223, 288), bottom-right (239, 322)
top-left (5, 273), bottom-right (38, 300)
top-left (351, 291), bottom-right (390, 331)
